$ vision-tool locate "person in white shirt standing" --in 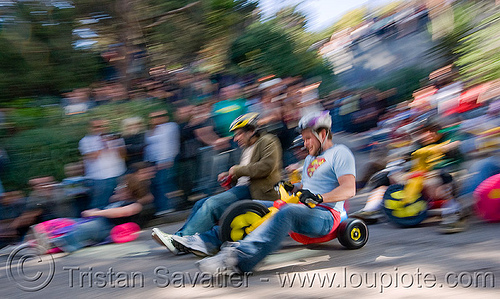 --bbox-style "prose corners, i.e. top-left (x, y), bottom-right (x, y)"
top-left (79, 119), bottom-right (126, 209)
top-left (145, 110), bottom-right (180, 214)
